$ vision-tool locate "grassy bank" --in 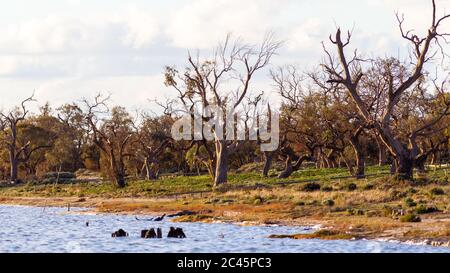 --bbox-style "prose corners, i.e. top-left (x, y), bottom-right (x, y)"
top-left (0, 165), bottom-right (391, 198)
top-left (0, 165), bottom-right (449, 246)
